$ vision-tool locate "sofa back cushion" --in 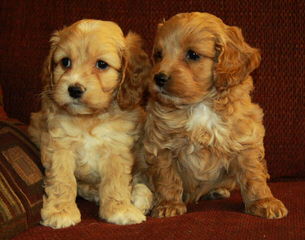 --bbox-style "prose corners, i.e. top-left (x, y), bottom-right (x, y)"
top-left (0, 1), bottom-right (304, 179)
